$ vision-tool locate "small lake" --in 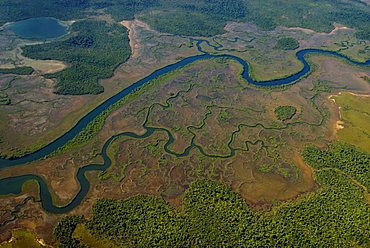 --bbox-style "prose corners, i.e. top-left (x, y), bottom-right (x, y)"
top-left (5, 17), bottom-right (68, 39)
